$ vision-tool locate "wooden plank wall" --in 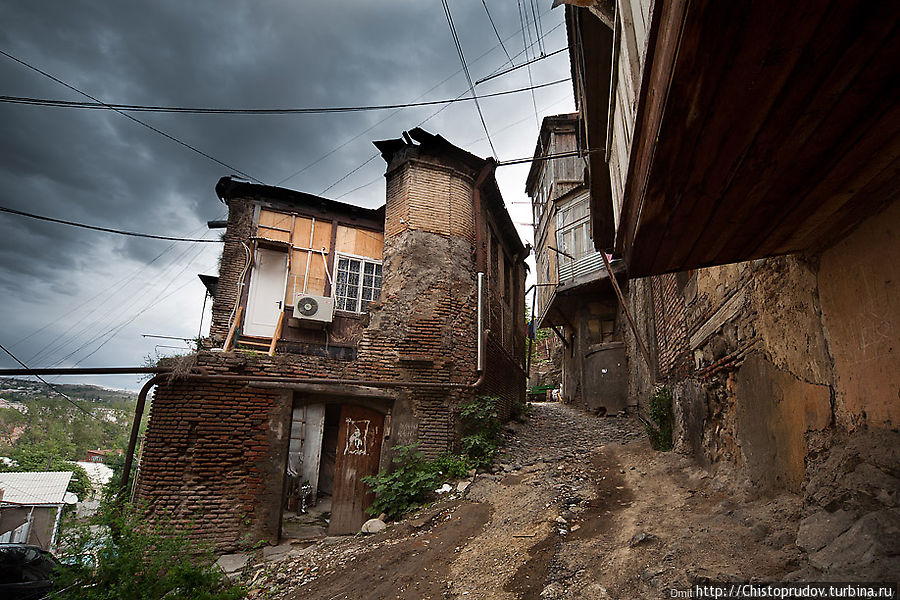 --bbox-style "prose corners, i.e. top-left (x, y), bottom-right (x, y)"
top-left (609, 0), bottom-right (654, 234)
top-left (257, 208), bottom-right (383, 306)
